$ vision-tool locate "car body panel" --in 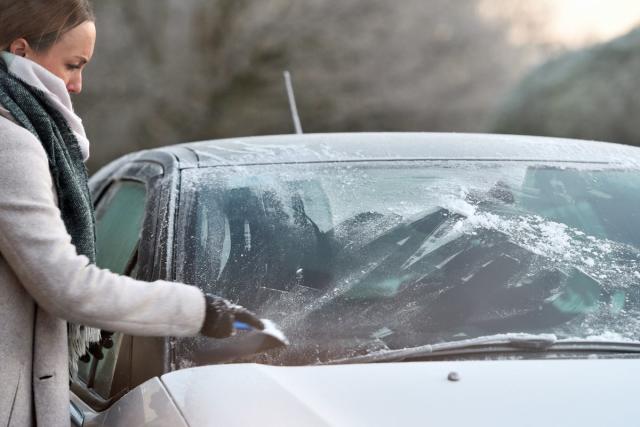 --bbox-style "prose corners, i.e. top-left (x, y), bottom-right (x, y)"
top-left (160, 360), bottom-right (640, 427)
top-left (173, 133), bottom-right (640, 168)
top-left (92, 134), bottom-right (640, 178)
top-left (83, 378), bottom-right (187, 427)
